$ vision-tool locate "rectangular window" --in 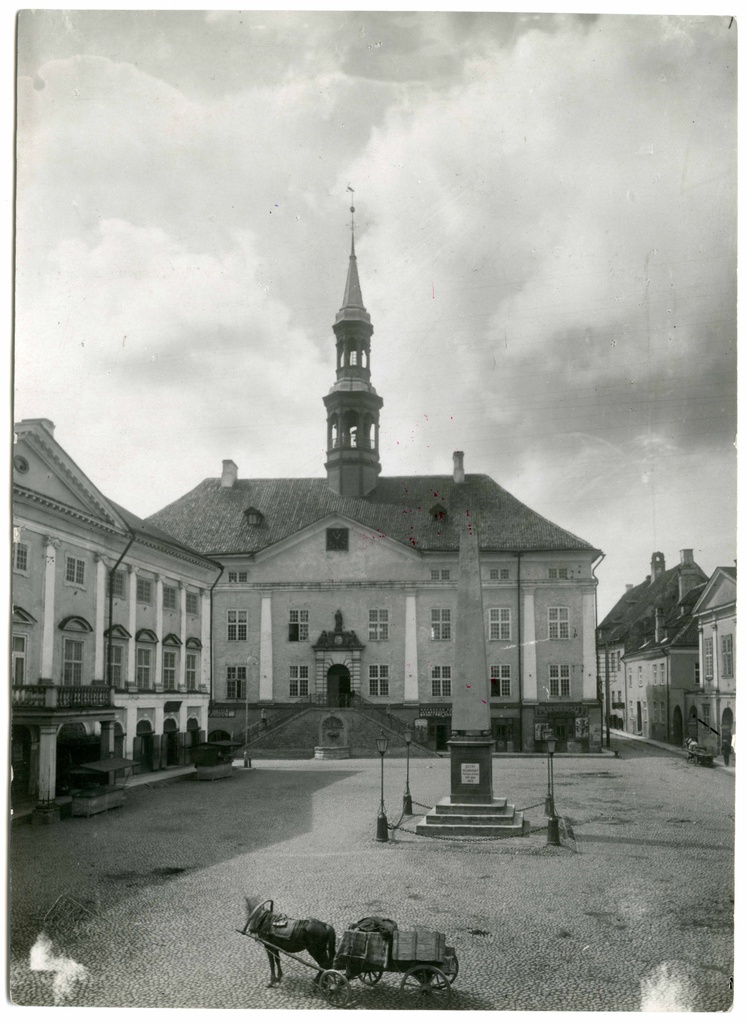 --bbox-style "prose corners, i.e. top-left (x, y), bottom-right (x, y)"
top-left (704, 637), bottom-right (713, 677)
top-left (13, 542), bottom-right (29, 572)
top-left (136, 578), bottom-right (153, 603)
top-left (659, 664), bottom-right (666, 686)
top-left (108, 644), bottom-right (123, 687)
top-left (652, 664), bottom-right (658, 686)
top-left (627, 668), bottom-right (632, 688)
top-left (227, 610), bottom-right (248, 642)
top-left (549, 664), bottom-right (570, 697)
top-left (489, 607), bottom-right (511, 641)
top-left (107, 570), bottom-right (125, 599)
top-left (431, 608), bottom-right (451, 641)
top-left (369, 664), bottom-right (390, 697)
top-left (163, 585), bottom-right (177, 611)
top-left (431, 569), bottom-right (451, 580)
top-left (721, 635), bottom-right (733, 677)
top-left (368, 609), bottom-right (389, 641)
top-left (490, 567), bottom-right (511, 580)
top-left (548, 607), bottom-right (570, 640)
top-left (12, 635), bottom-right (26, 686)
top-left (608, 650), bottom-right (618, 675)
top-left (326, 528), bottom-right (349, 551)
top-left (228, 571), bottom-right (248, 583)
top-left (490, 665), bottom-right (511, 697)
top-left (63, 638), bottom-right (84, 686)
top-left (638, 666), bottom-right (643, 687)
top-left (227, 666), bottom-right (247, 699)
top-left (431, 665), bottom-right (452, 697)
top-left (694, 662), bottom-right (700, 686)
top-left (548, 567), bottom-right (569, 580)
top-left (289, 665), bottom-right (309, 697)
top-left (163, 650), bottom-right (177, 689)
top-left (289, 609), bottom-right (309, 642)
top-left (186, 653), bottom-right (198, 689)
top-left (137, 648), bottom-right (152, 688)
top-left (618, 691), bottom-right (623, 703)
top-left (431, 569), bottom-right (440, 580)
top-left (702, 703), bottom-right (710, 725)
top-left (186, 591), bottom-right (199, 615)
top-left (65, 556), bottom-right (86, 586)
